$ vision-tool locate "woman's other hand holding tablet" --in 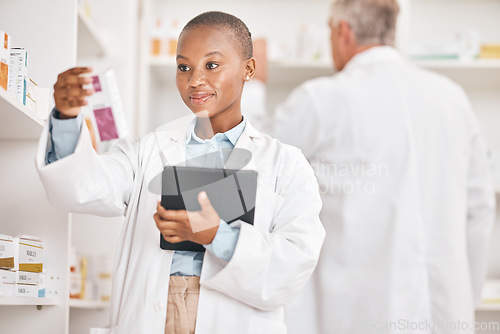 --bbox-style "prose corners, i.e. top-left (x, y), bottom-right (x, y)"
top-left (154, 191), bottom-right (221, 245)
